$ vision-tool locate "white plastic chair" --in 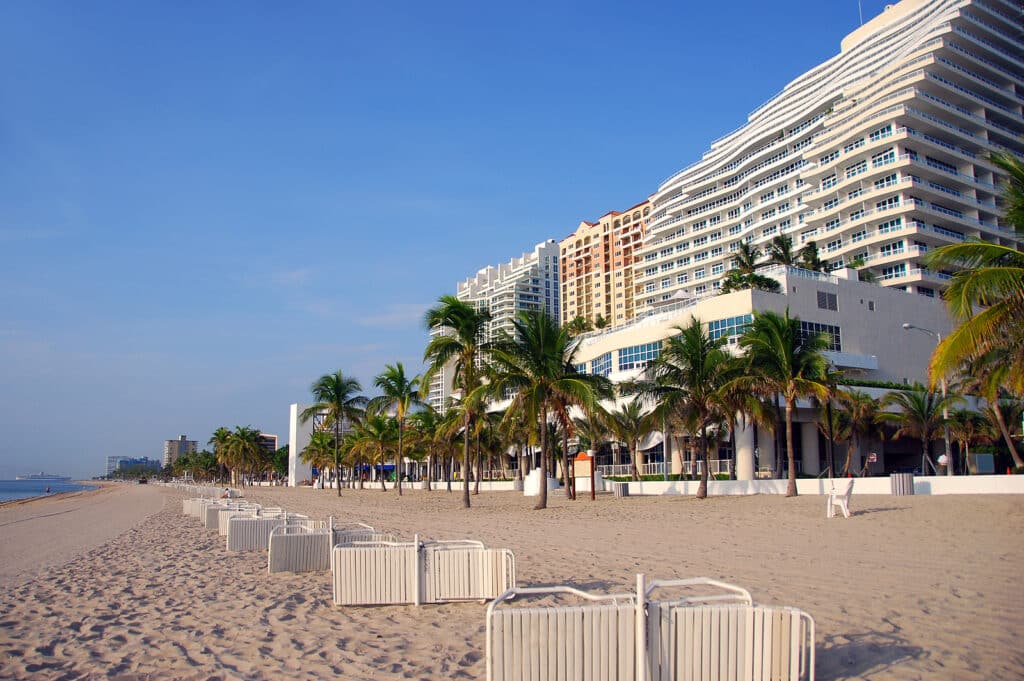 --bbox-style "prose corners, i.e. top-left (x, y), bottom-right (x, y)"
top-left (827, 478), bottom-right (854, 518)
